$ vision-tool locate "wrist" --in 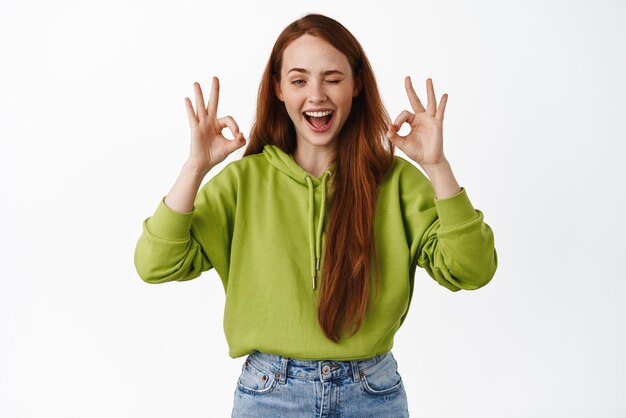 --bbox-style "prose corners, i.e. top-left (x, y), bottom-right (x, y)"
top-left (421, 158), bottom-right (462, 199)
top-left (421, 157), bottom-right (450, 176)
top-left (183, 160), bottom-right (212, 178)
